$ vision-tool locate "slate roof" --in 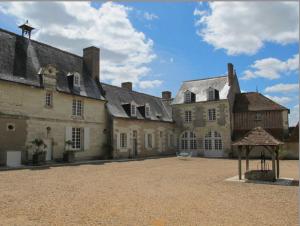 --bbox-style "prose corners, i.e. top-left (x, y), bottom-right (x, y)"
top-left (172, 75), bottom-right (230, 104)
top-left (0, 28), bottom-right (104, 100)
top-left (234, 92), bottom-right (288, 112)
top-left (232, 127), bottom-right (283, 146)
top-left (101, 83), bottom-right (173, 122)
